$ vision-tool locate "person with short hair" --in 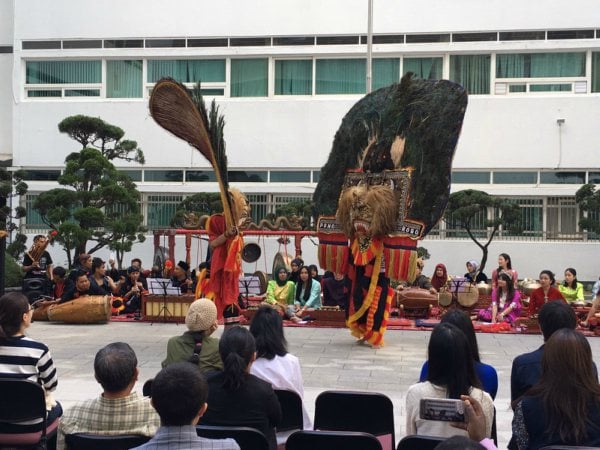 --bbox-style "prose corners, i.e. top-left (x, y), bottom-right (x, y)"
top-left (57, 342), bottom-right (159, 450)
top-left (119, 266), bottom-right (147, 314)
top-left (89, 257), bottom-right (121, 295)
top-left (68, 253), bottom-right (92, 282)
top-left (59, 270), bottom-right (96, 303)
top-left (162, 298), bottom-right (222, 373)
top-left (50, 266), bottom-right (69, 300)
top-left (22, 234), bottom-right (53, 282)
top-left (132, 362), bottom-right (239, 450)
top-left (171, 261), bottom-right (193, 294)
